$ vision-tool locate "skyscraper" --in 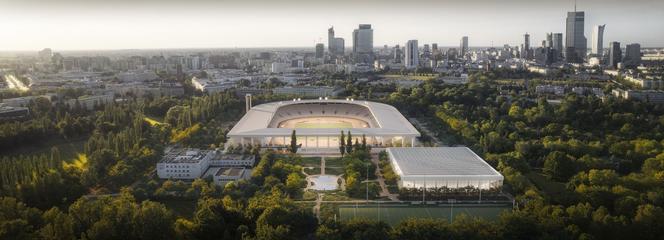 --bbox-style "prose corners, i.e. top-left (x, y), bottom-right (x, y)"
top-left (460, 36), bottom-right (468, 57)
top-left (592, 24), bottom-right (605, 56)
top-left (624, 43), bottom-right (642, 68)
top-left (328, 27), bottom-right (335, 53)
top-left (565, 11), bottom-right (587, 63)
top-left (327, 27), bottom-right (345, 56)
top-left (553, 33), bottom-right (564, 61)
top-left (315, 43), bottom-right (325, 59)
top-left (393, 44), bottom-right (402, 63)
top-left (352, 24), bottom-right (373, 54)
top-left (553, 33), bottom-right (563, 52)
top-left (405, 40), bottom-right (419, 69)
top-left (546, 33), bottom-right (553, 48)
top-left (608, 41), bottom-right (622, 68)
top-left (523, 33), bottom-right (531, 59)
